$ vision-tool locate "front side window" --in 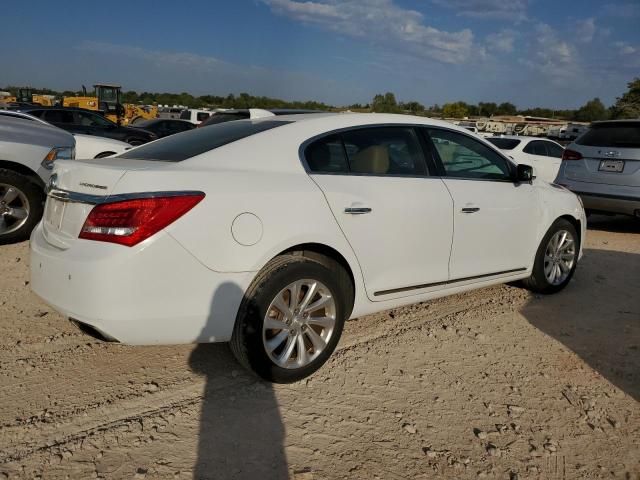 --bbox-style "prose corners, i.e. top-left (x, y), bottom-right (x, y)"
top-left (75, 111), bottom-right (113, 127)
top-left (523, 141), bottom-right (548, 156)
top-left (427, 128), bottom-right (512, 180)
